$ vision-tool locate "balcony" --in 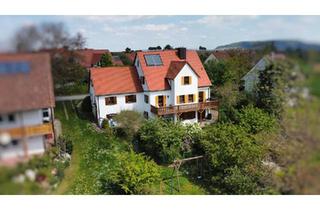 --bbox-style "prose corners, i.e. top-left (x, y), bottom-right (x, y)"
top-left (0, 123), bottom-right (53, 139)
top-left (150, 99), bottom-right (219, 116)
